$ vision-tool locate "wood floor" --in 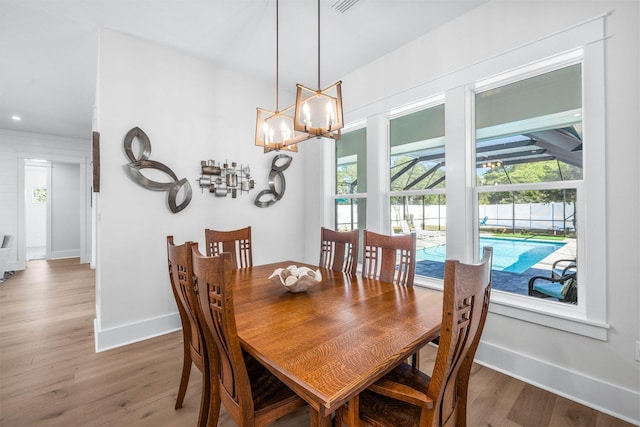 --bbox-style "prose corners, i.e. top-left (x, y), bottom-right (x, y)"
top-left (0, 259), bottom-right (632, 427)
